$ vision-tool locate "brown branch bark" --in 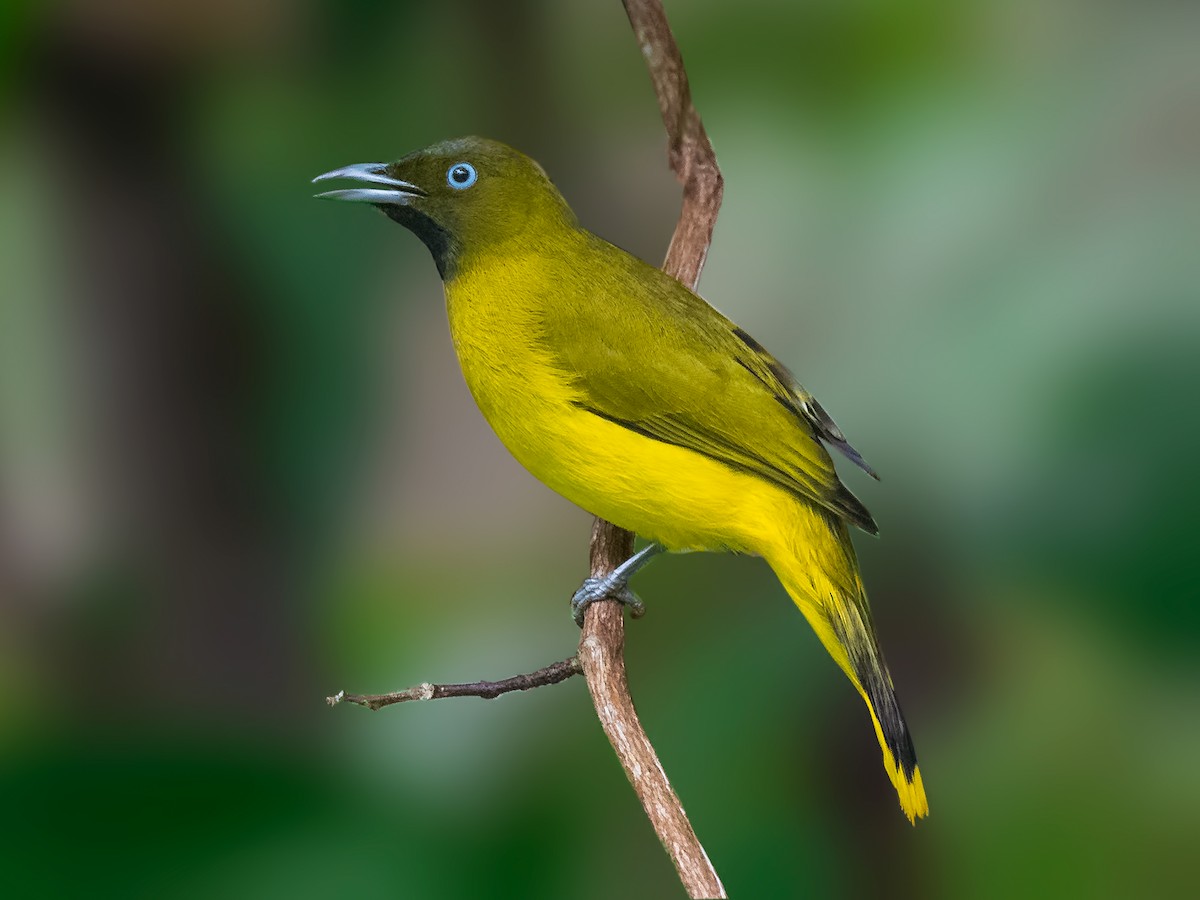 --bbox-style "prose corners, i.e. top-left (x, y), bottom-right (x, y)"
top-left (576, 2), bottom-right (727, 898)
